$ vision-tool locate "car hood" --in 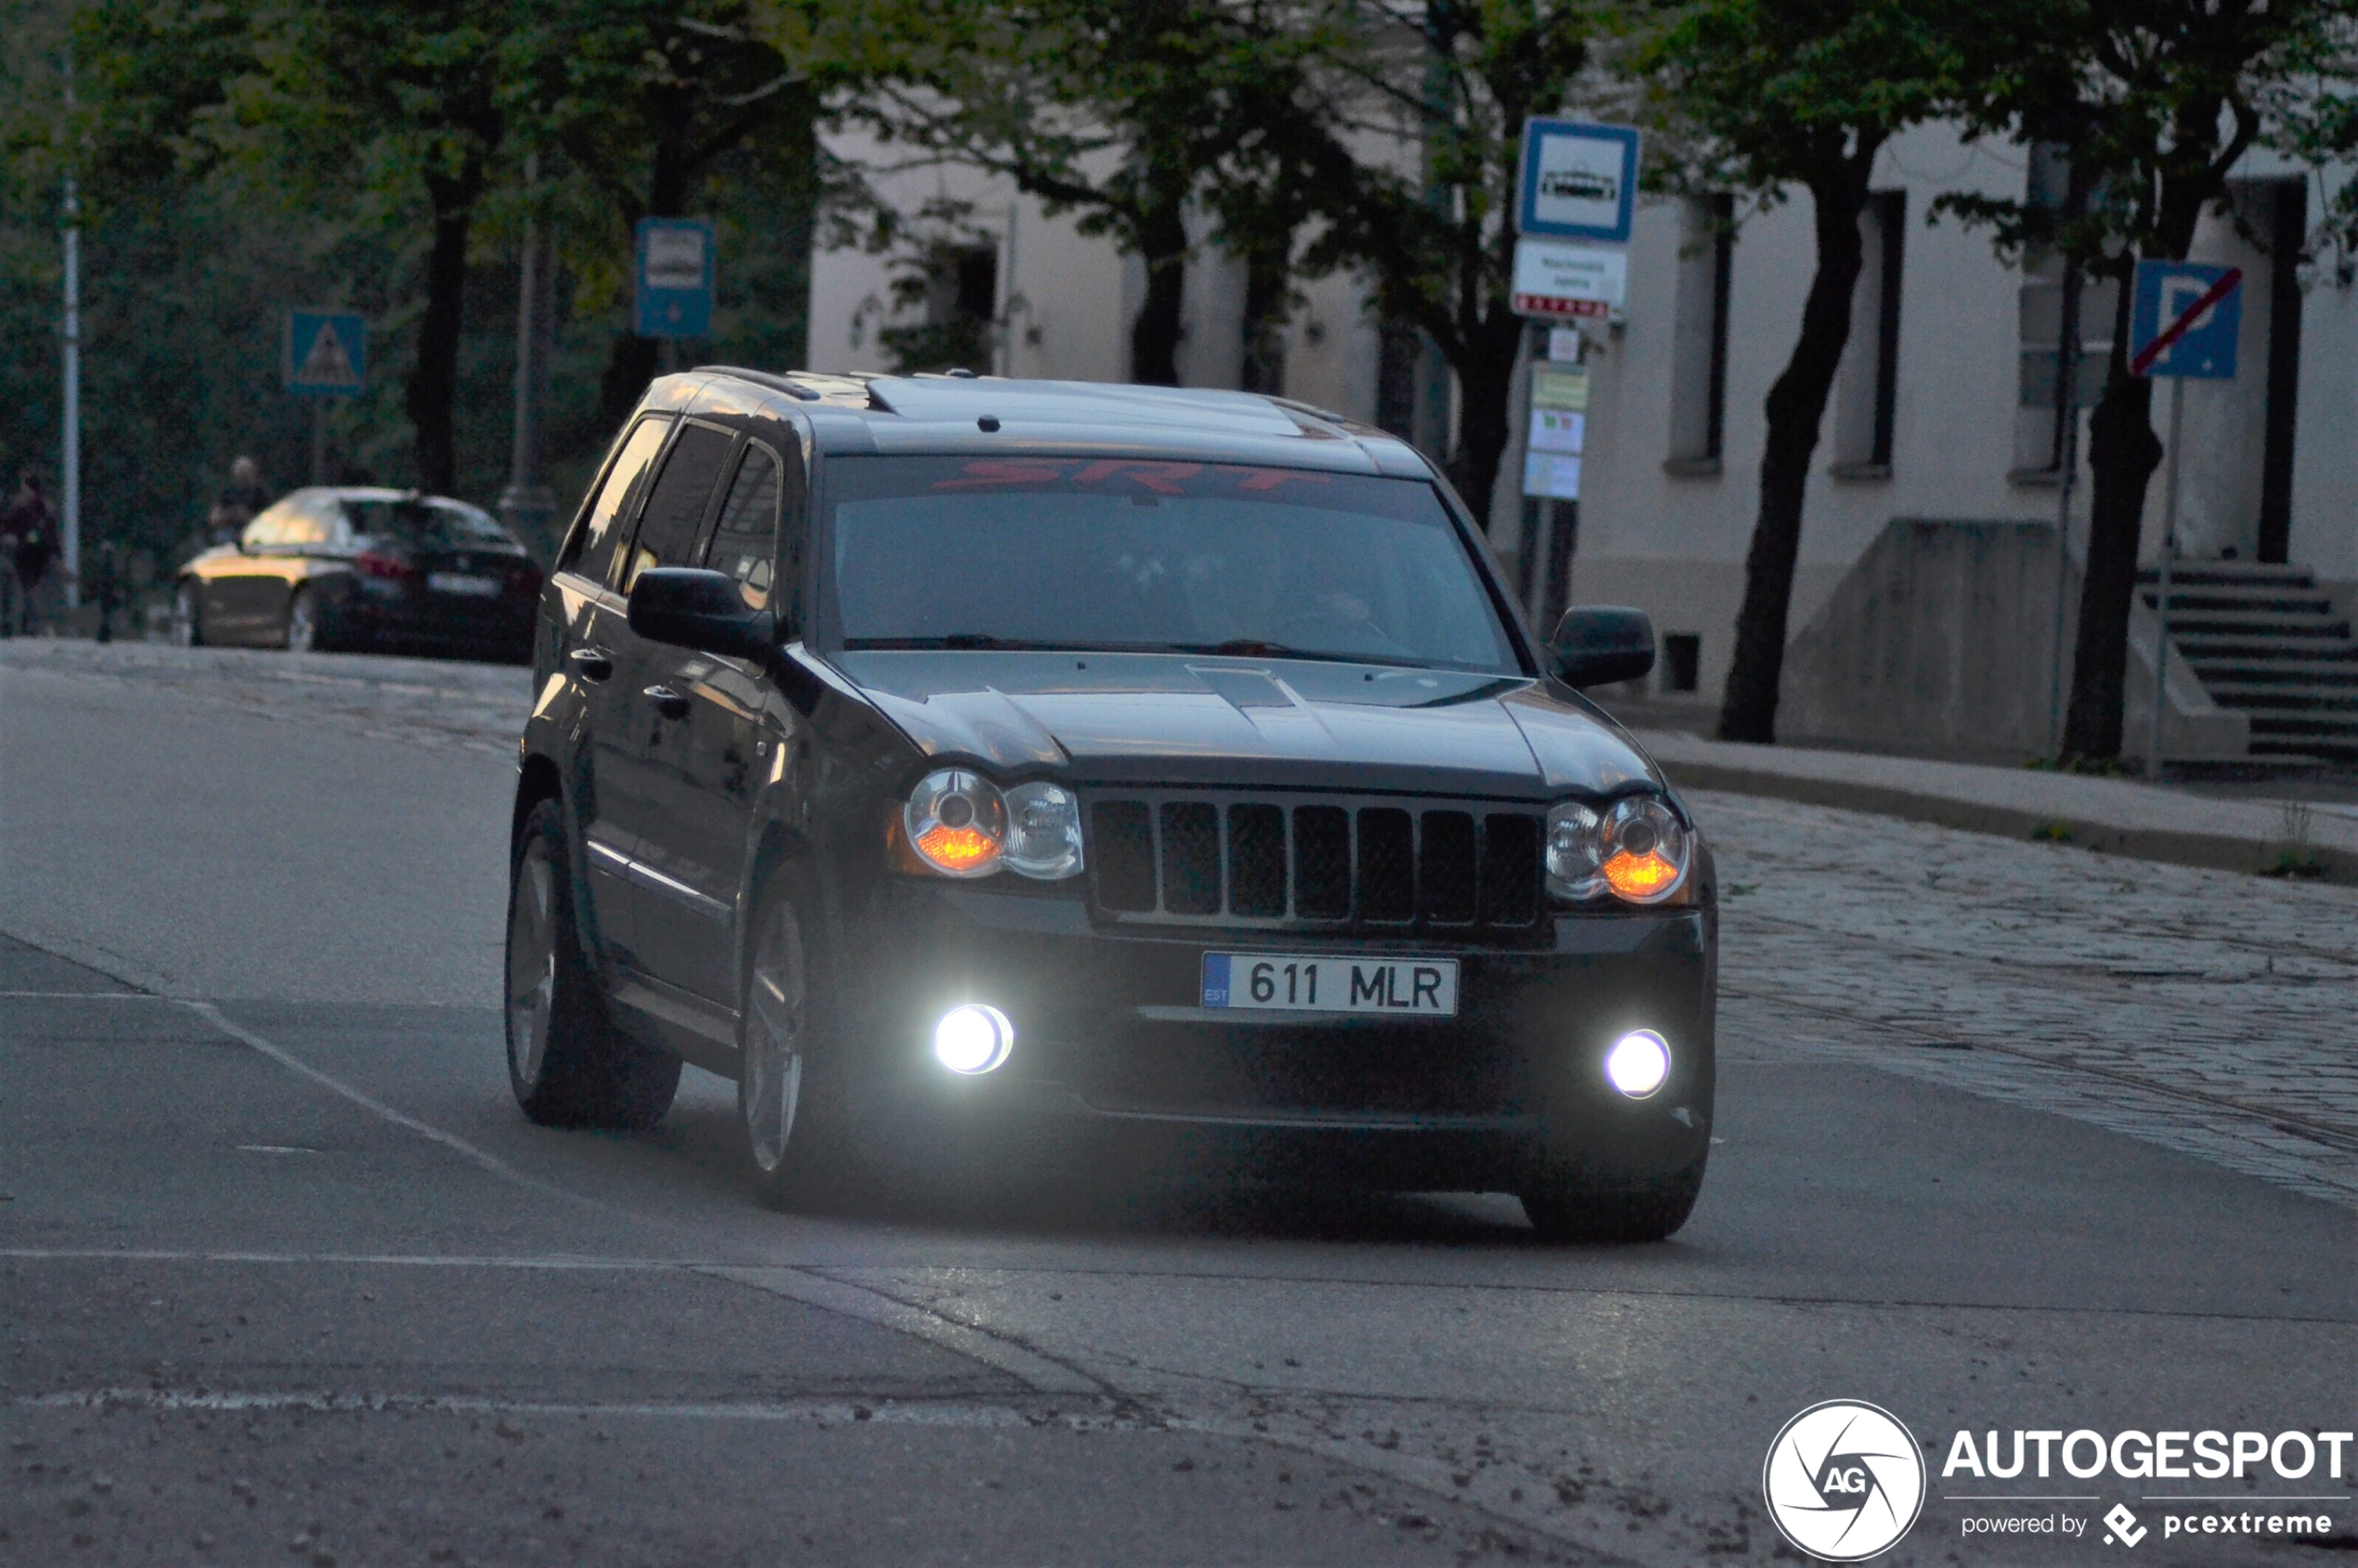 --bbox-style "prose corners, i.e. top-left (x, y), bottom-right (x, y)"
top-left (831, 650), bottom-right (1665, 799)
